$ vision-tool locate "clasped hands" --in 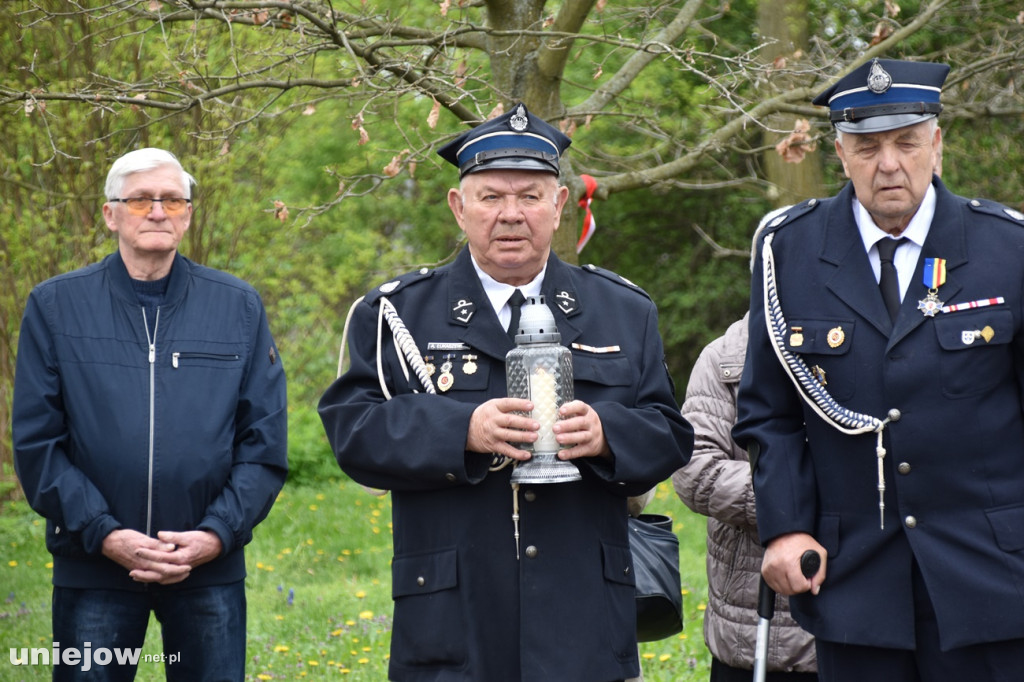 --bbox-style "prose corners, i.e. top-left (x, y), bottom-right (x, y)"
top-left (102, 528), bottom-right (223, 585)
top-left (467, 397), bottom-right (610, 462)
